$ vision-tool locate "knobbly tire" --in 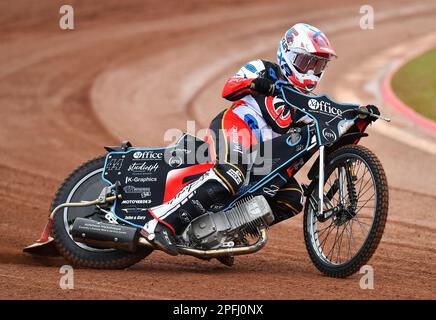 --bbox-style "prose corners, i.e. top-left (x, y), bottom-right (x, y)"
top-left (51, 156), bottom-right (153, 269)
top-left (303, 145), bottom-right (389, 278)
